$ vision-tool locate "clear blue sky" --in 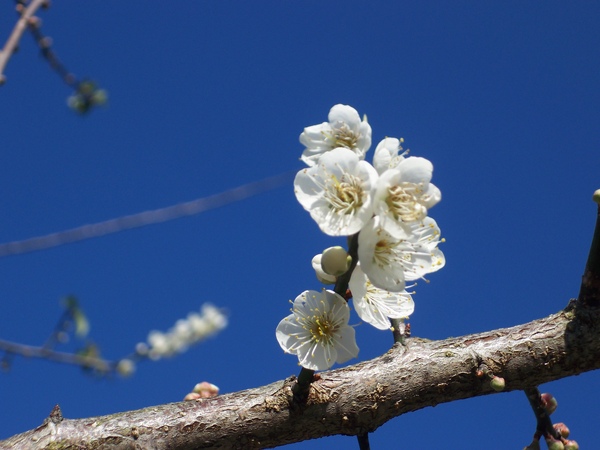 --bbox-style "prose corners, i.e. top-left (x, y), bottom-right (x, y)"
top-left (1, 2), bottom-right (599, 448)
